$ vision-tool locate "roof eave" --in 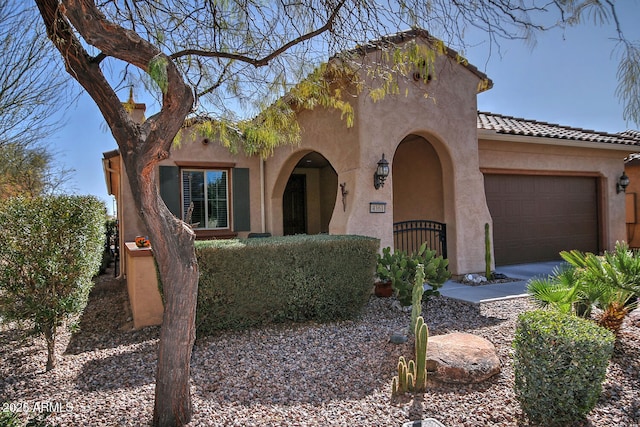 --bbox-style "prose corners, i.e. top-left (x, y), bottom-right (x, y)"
top-left (477, 129), bottom-right (640, 153)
